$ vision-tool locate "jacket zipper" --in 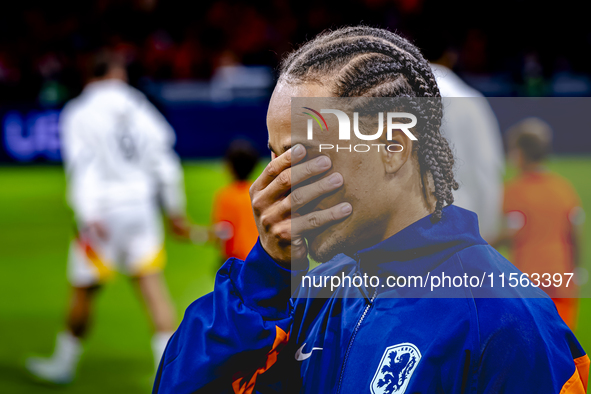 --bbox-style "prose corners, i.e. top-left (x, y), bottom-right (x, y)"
top-left (336, 253), bottom-right (378, 394)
